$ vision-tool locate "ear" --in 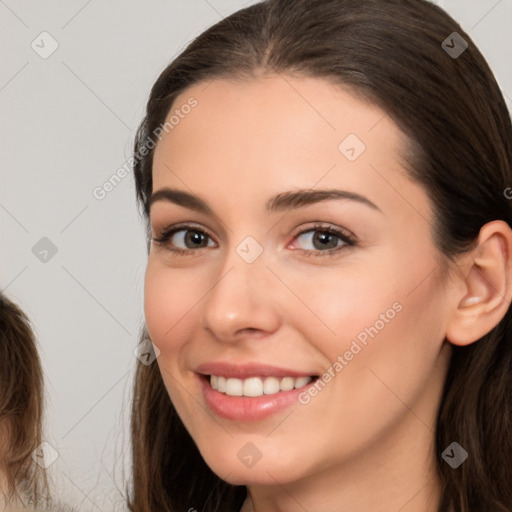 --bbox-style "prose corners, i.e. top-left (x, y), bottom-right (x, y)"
top-left (446, 220), bottom-right (512, 346)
